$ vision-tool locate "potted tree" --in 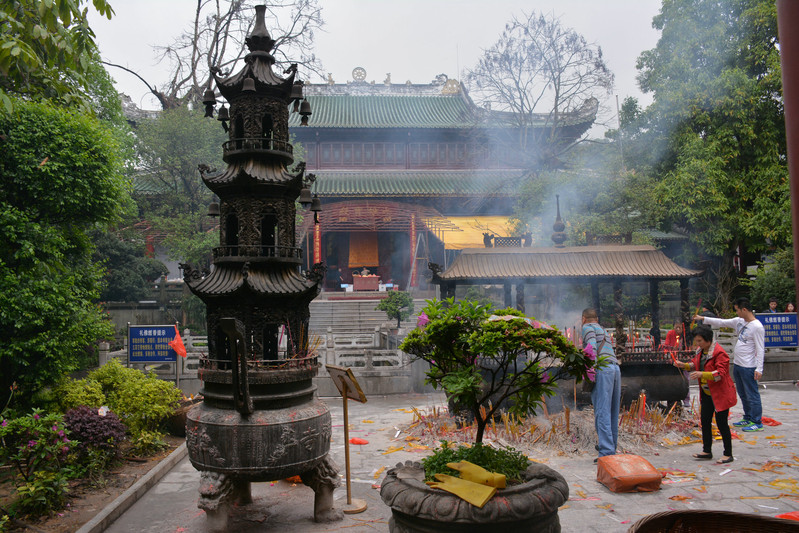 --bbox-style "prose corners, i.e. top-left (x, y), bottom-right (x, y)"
top-left (376, 290), bottom-right (414, 330)
top-left (380, 298), bottom-right (598, 532)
